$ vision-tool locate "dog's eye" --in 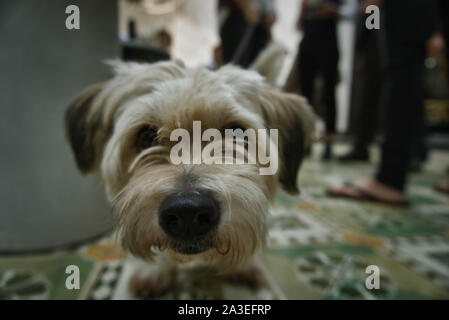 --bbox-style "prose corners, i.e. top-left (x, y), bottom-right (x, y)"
top-left (136, 127), bottom-right (158, 151)
top-left (225, 124), bottom-right (246, 132)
